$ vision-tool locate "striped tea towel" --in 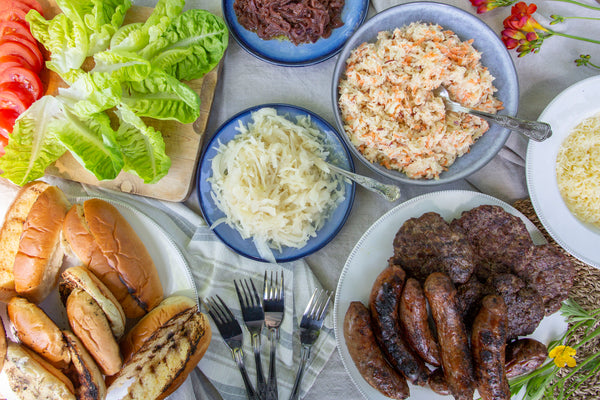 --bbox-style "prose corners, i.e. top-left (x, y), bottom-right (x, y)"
top-left (45, 177), bottom-right (336, 400)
